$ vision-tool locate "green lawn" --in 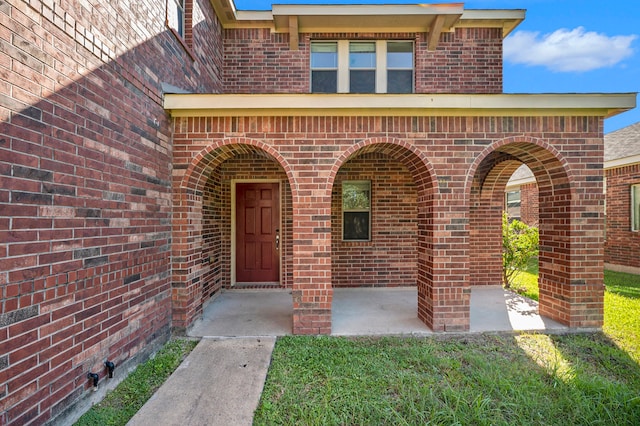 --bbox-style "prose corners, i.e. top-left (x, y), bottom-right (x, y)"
top-left (255, 269), bottom-right (640, 425)
top-left (75, 339), bottom-right (198, 425)
top-left (76, 269), bottom-right (640, 425)
top-left (511, 263), bottom-right (640, 364)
